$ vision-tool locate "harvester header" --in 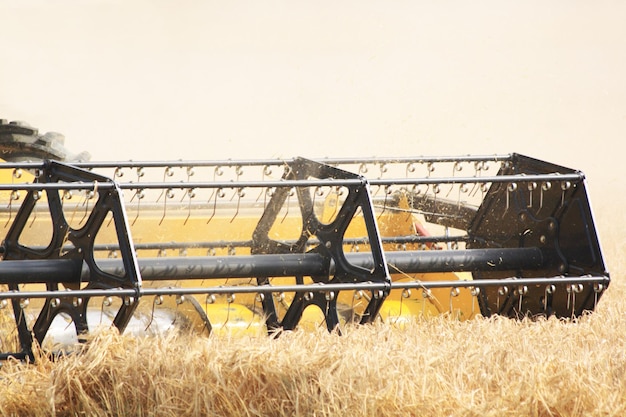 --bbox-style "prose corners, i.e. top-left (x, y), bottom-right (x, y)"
top-left (0, 119), bottom-right (610, 360)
